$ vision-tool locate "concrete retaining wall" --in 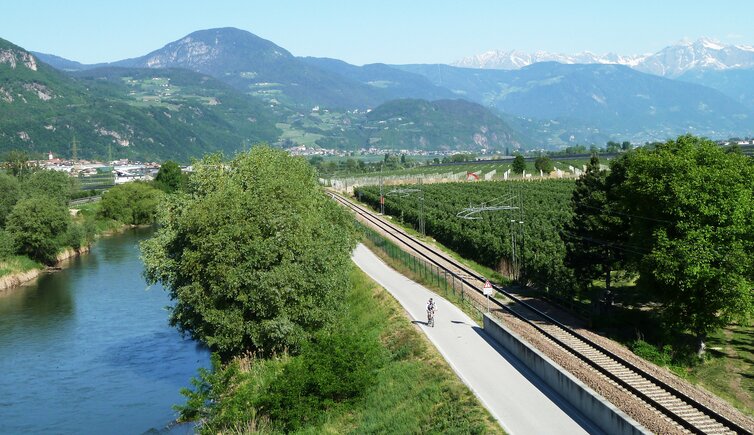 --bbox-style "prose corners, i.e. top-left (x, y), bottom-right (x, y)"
top-left (483, 314), bottom-right (649, 435)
